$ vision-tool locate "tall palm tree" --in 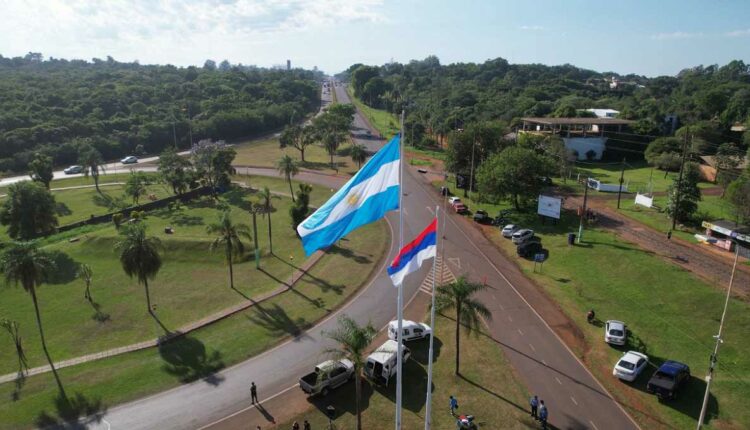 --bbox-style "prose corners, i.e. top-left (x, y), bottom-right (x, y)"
top-left (325, 315), bottom-right (376, 430)
top-left (276, 154), bottom-right (300, 202)
top-left (78, 263), bottom-right (93, 302)
top-left (206, 210), bottom-right (251, 289)
top-left (323, 131), bottom-right (346, 169)
top-left (0, 241), bottom-right (65, 397)
top-left (350, 144), bottom-right (367, 169)
top-left (115, 222), bottom-right (162, 314)
top-left (256, 187), bottom-right (277, 254)
top-left (79, 146), bottom-right (105, 194)
top-left (435, 276), bottom-right (491, 375)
